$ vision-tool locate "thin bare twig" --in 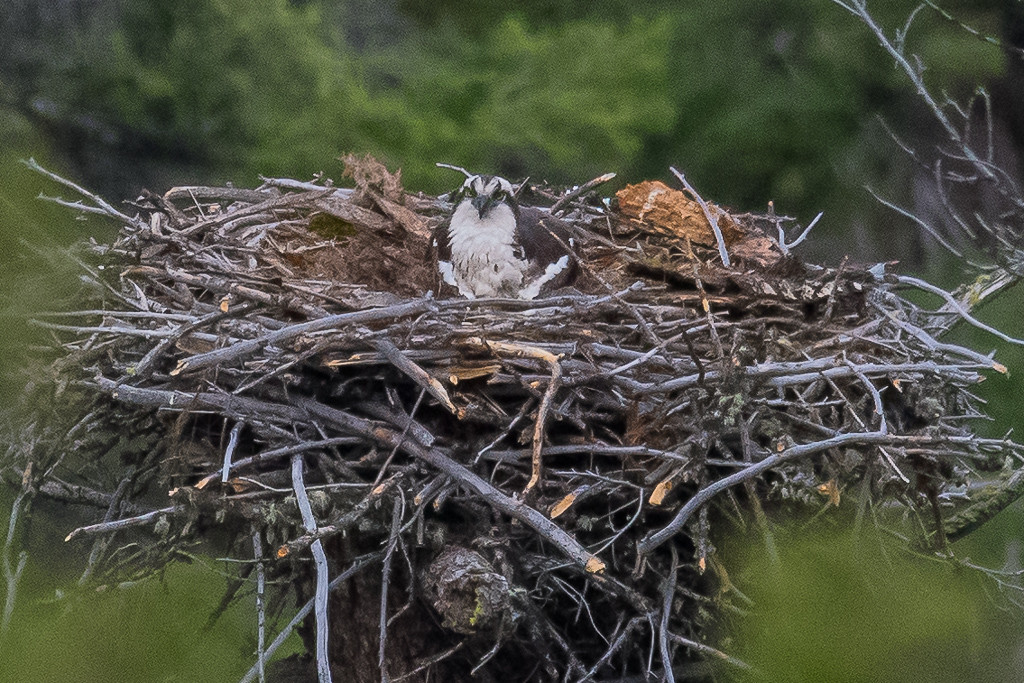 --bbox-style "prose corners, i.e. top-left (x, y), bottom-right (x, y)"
top-left (434, 162), bottom-right (475, 179)
top-left (670, 167), bottom-right (731, 267)
top-left (305, 396), bottom-right (608, 573)
top-left (374, 339), bottom-right (459, 416)
top-left (465, 337), bottom-right (563, 496)
top-left (392, 642), bottom-right (465, 681)
top-left (278, 476), bottom-right (402, 558)
top-left (77, 474), bottom-right (133, 586)
top-left (1, 466), bottom-right (33, 636)
top-left (659, 546), bottom-right (679, 683)
top-left (23, 157), bottom-right (142, 227)
top-left (865, 186), bottom-right (963, 257)
top-left (238, 552), bottom-right (382, 683)
top-left (221, 421), bottom-right (245, 484)
top-left (65, 505), bottom-right (178, 542)
top-left (550, 172), bottom-right (617, 215)
top-left (828, 1), bottom-right (993, 180)
top-left (290, 454), bottom-right (333, 683)
top-left (667, 633), bottom-right (753, 672)
top-left (171, 299), bottom-right (435, 375)
top-left (252, 527), bottom-right (266, 683)
top-left (897, 275), bottom-right (1024, 346)
top-left (638, 430), bottom-right (892, 554)
top-left (777, 211), bottom-right (823, 254)
top-left (379, 496), bottom-right (405, 682)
